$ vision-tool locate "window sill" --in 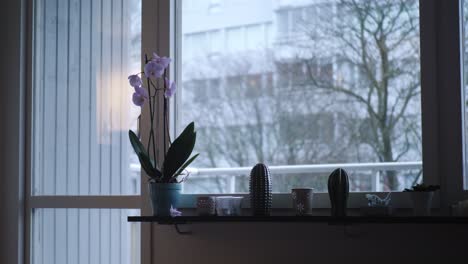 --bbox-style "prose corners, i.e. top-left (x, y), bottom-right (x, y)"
top-left (127, 215), bottom-right (468, 225)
